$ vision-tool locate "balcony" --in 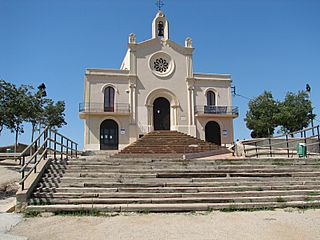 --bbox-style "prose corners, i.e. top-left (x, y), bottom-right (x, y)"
top-left (79, 103), bottom-right (130, 118)
top-left (195, 105), bottom-right (239, 118)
